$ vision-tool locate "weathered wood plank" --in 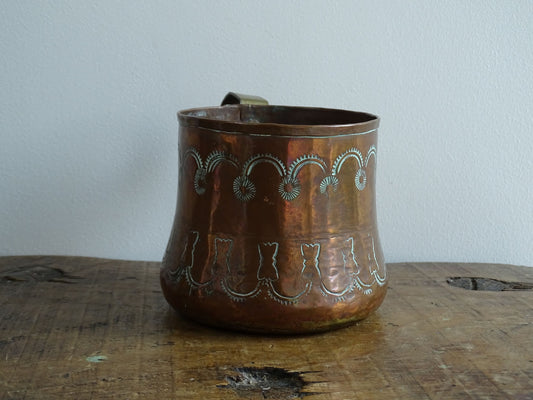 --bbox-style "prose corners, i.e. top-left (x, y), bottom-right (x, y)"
top-left (0, 256), bottom-right (531, 399)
